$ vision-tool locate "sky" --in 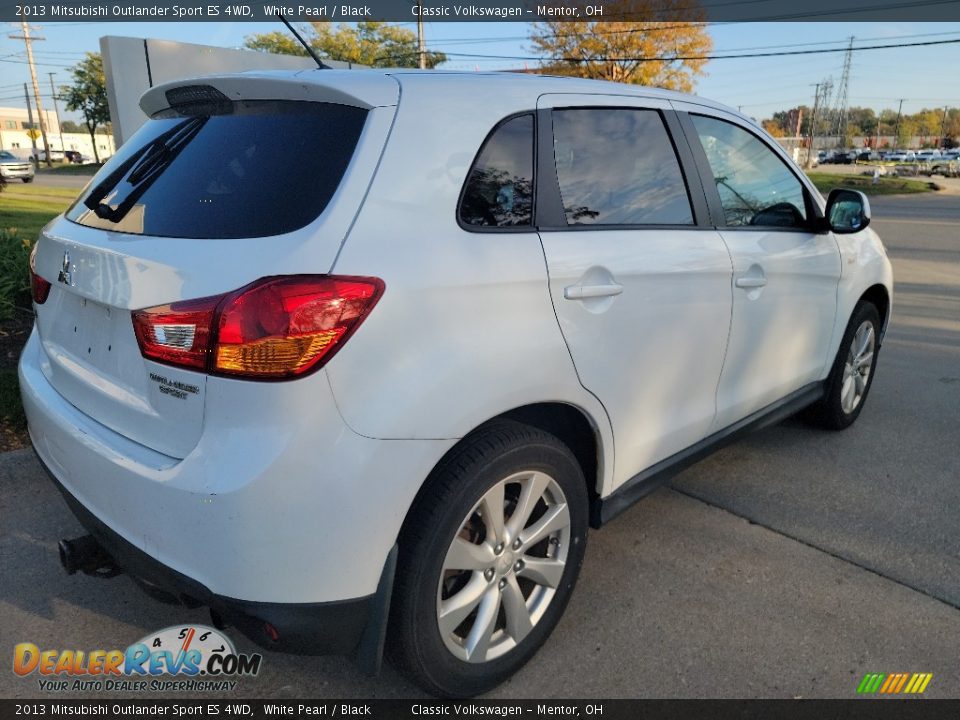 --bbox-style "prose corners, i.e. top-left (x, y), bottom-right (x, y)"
top-left (1, 20), bottom-right (959, 123)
